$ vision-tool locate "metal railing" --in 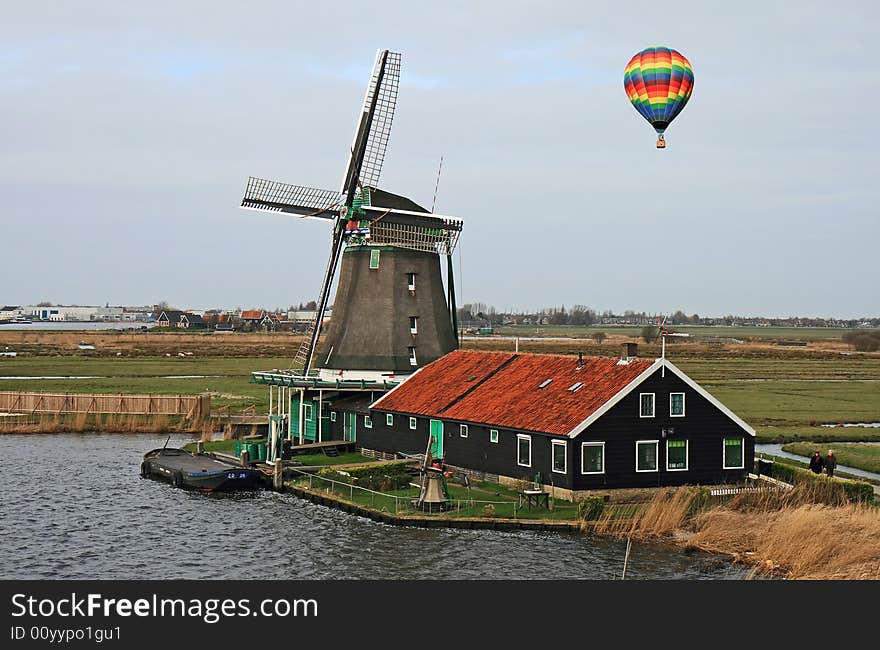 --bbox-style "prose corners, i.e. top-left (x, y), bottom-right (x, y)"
top-left (286, 466), bottom-right (521, 517)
